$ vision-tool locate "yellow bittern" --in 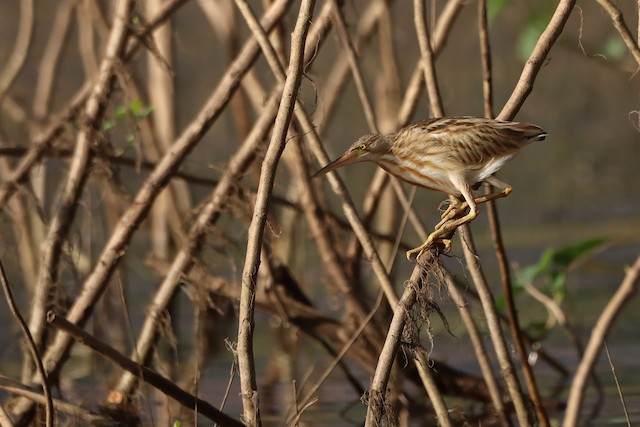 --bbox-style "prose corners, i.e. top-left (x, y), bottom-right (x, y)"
top-left (313, 116), bottom-right (547, 260)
